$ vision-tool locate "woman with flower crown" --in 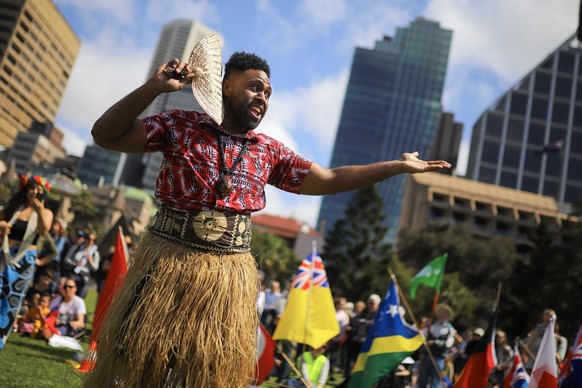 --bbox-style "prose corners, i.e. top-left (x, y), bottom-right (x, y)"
top-left (0, 175), bottom-right (53, 349)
